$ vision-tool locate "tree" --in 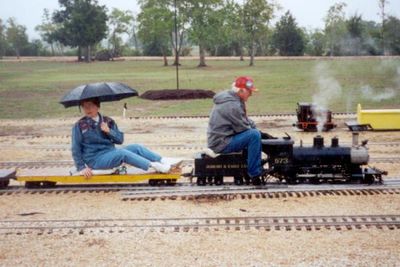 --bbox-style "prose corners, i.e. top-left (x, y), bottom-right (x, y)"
top-left (271, 11), bottom-right (305, 56)
top-left (363, 20), bottom-right (382, 55)
top-left (5, 17), bottom-right (29, 58)
top-left (108, 8), bottom-right (133, 59)
top-left (35, 9), bottom-right (58, 56)
top-left (324, 2), bottom-right (347, 56)
top-left (0, 19), bottom-right (6, 58)
top-left (128, 16), bottom-right (140, 53)
top-left (305, 30), bottom-right (325, 56)
top-left (243, 0), bottom-right (275, 66)
top-left (53, 0), bottom-right (108, 62)
top-left (378, 0), bottom-right (389, 55)
top-left (186, 0), bottom-right (222, 67)
top-left (384, 16), bottom-right (400, 55)
top-left (207, 1), bottom-right (246, 59)
top-left (137, 0), bottom-right (173, 65)
top-left (345, 13), bottom-right (364, 55)
top-left (170, 0), bottom-right (191, 66)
